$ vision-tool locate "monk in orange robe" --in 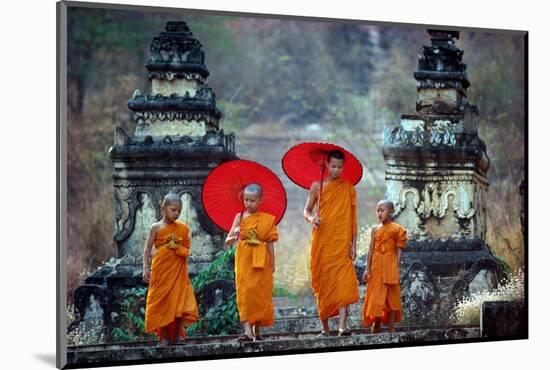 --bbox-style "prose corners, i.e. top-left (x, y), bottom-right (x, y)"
top-left (362, 199), bottom-right (407, 333)
top-left (142, 193), bottom-right (199, 346)
top-left (225, 183), bottom-right (279, 342)
top-left (304, 149), bottom-right (360, 337)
